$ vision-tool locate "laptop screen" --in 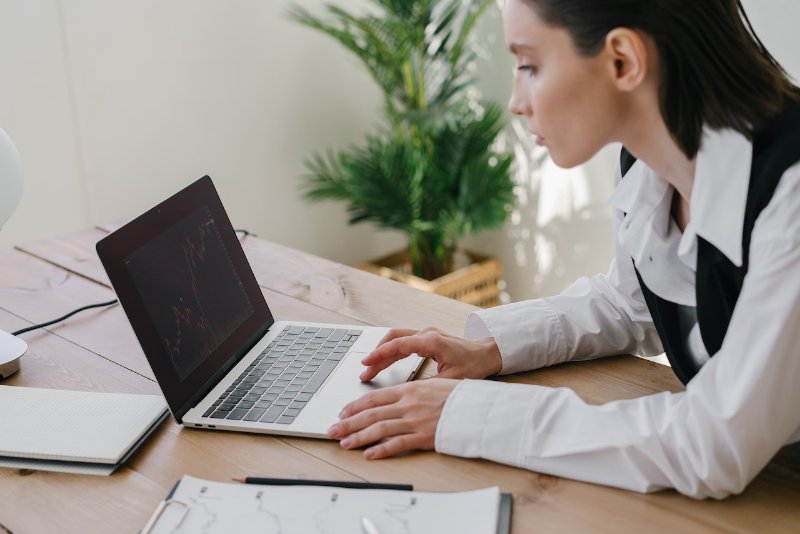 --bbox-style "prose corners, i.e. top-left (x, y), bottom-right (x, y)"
top-left (97, 176), bottom-right (274, 421)
top-left (125, 205), bottom-right (255, 381)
